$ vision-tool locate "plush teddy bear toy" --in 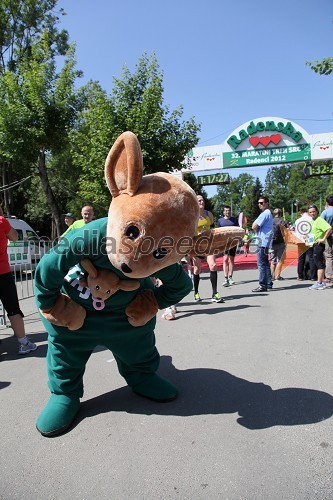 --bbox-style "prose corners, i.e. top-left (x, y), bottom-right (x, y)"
top-left (35, 131), bottom-right (244, 437)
